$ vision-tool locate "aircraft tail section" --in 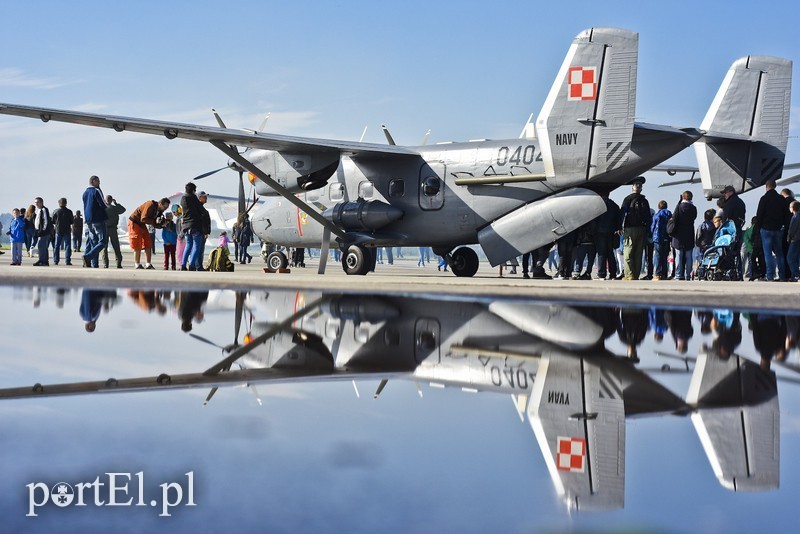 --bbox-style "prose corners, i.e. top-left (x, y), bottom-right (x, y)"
top-left (687, 348), bottom-right (779, 491)
top-left (529, 353), bottom-right (625, 511)
top-left (536, 27), bottom-right (638, 187)
top-left (694, 56), bottom-right (792, 198)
